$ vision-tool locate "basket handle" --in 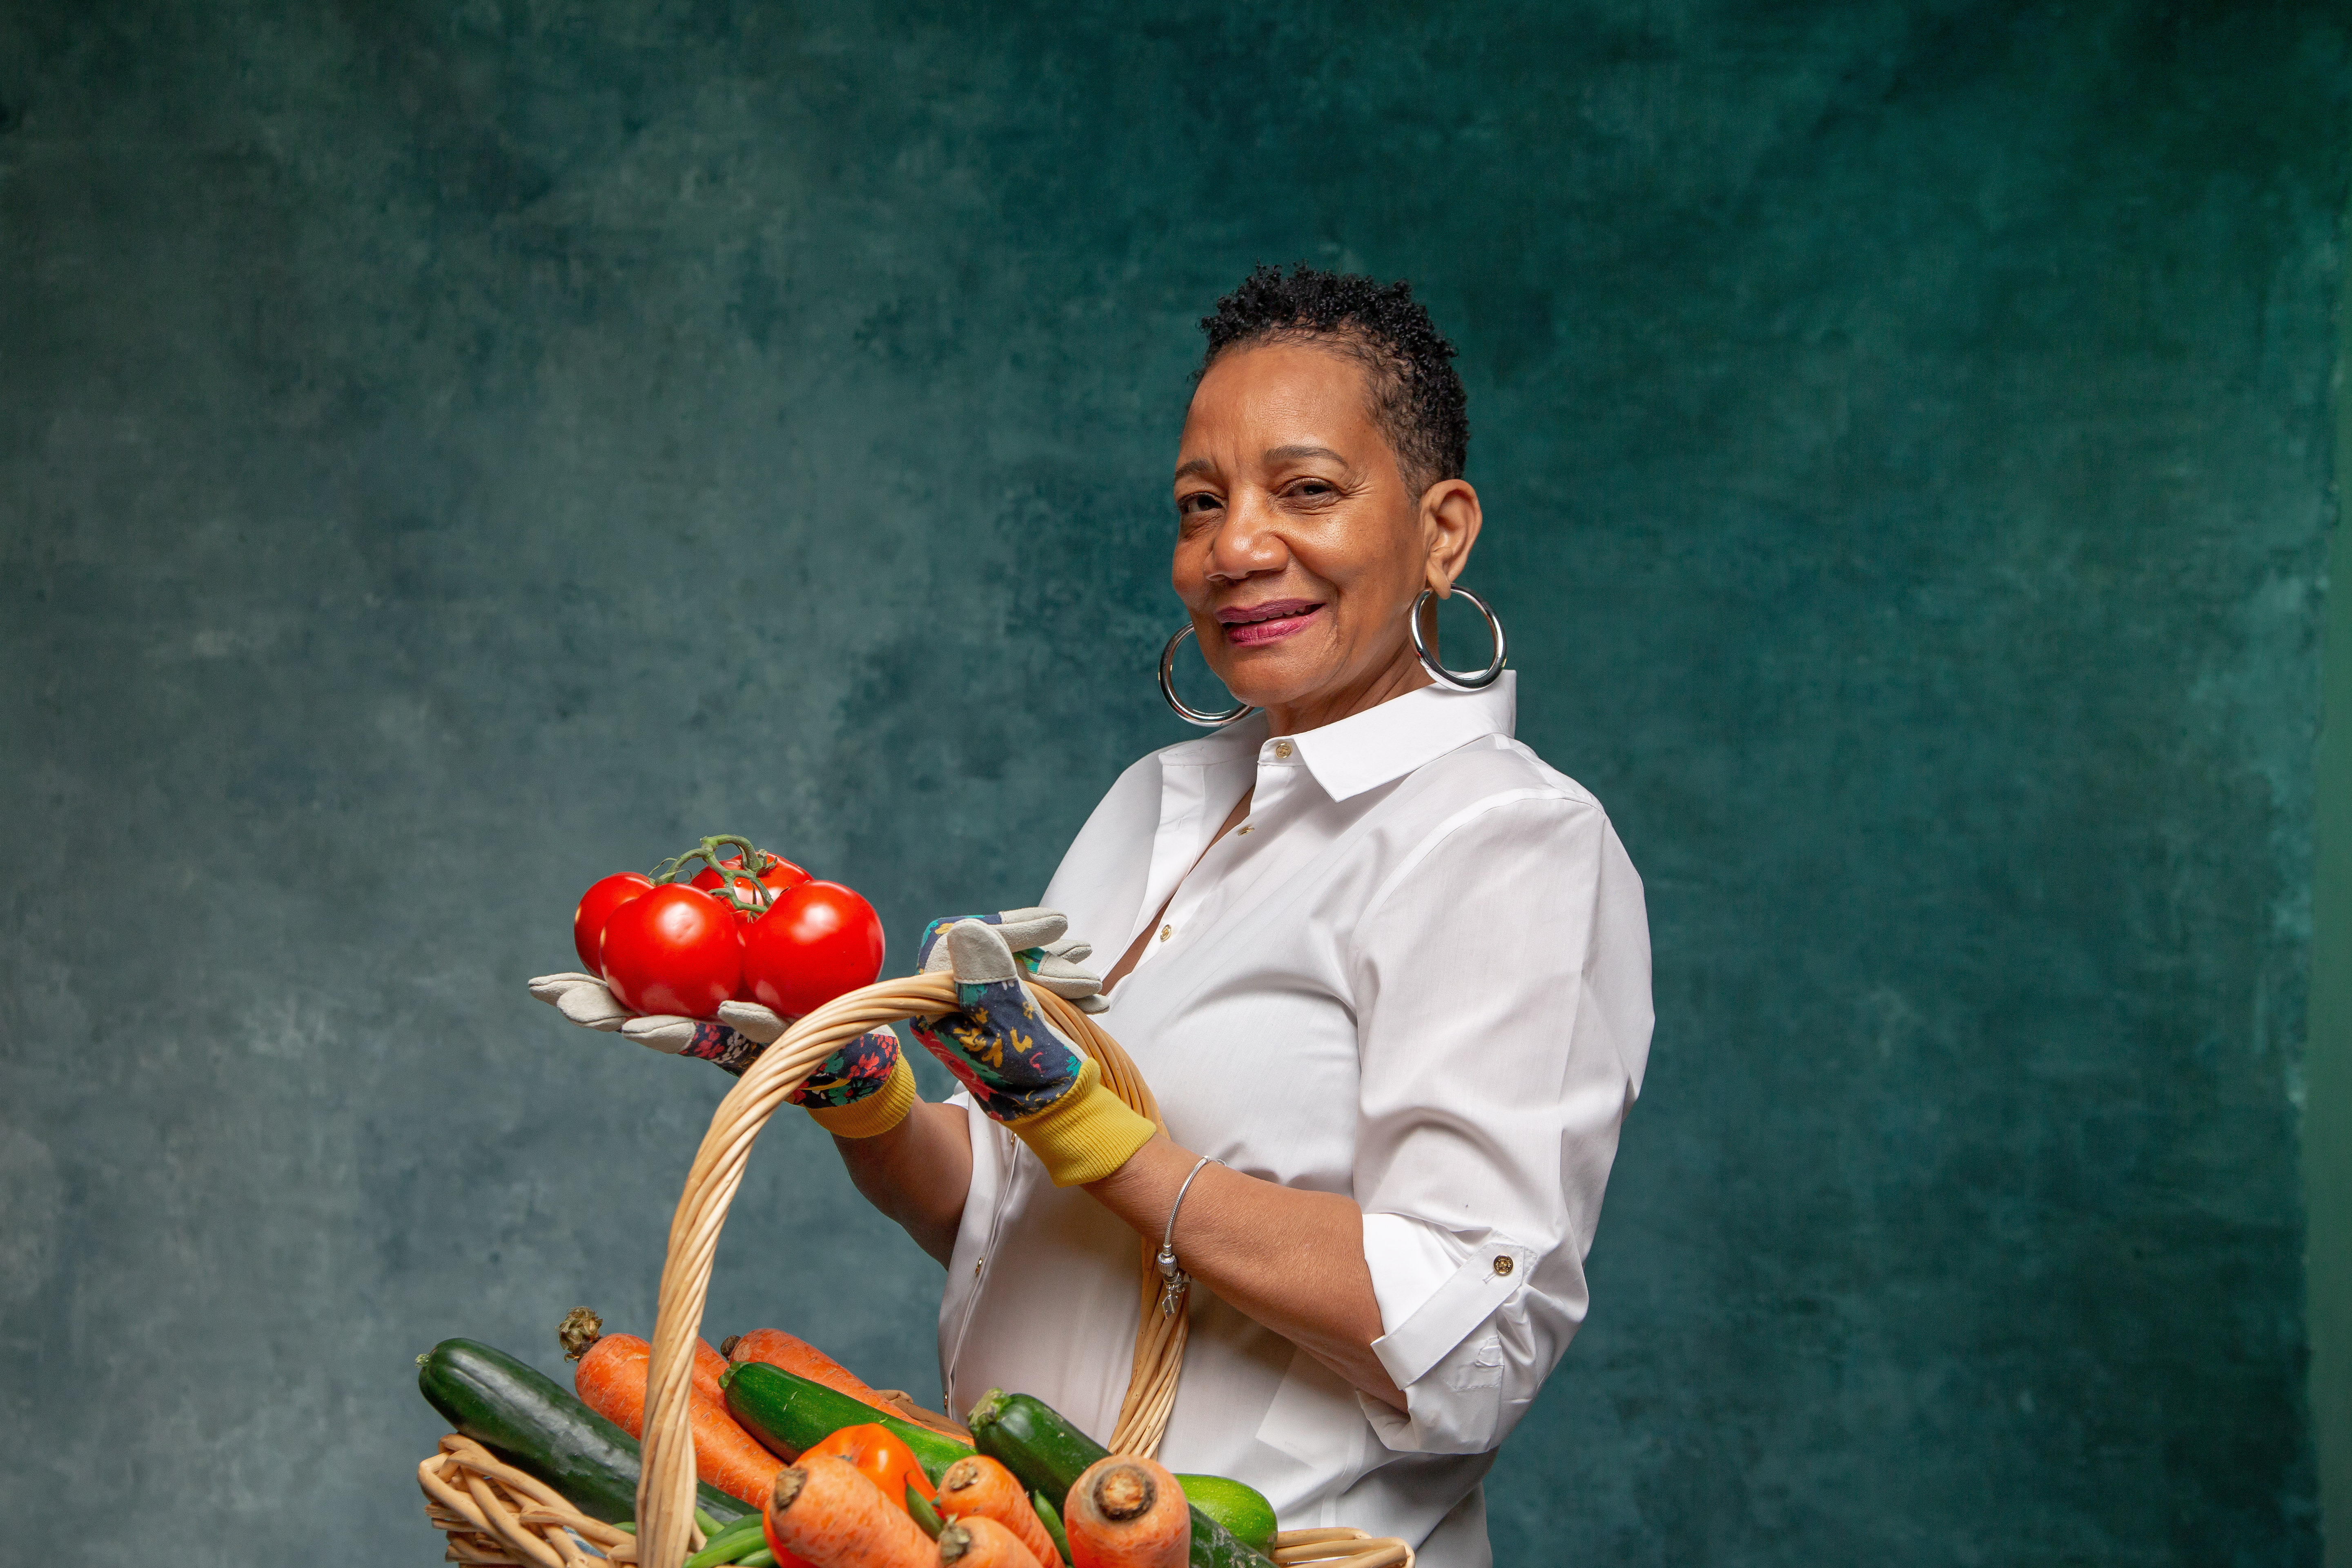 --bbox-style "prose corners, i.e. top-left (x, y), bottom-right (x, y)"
top-left (635, 973), bottom-right (1185, 1568)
